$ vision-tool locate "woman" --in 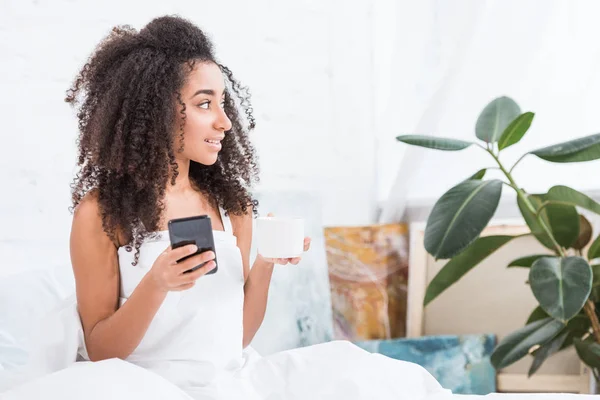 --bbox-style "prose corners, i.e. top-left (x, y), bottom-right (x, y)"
top-left (66, 15), bottom-right (449, 400)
